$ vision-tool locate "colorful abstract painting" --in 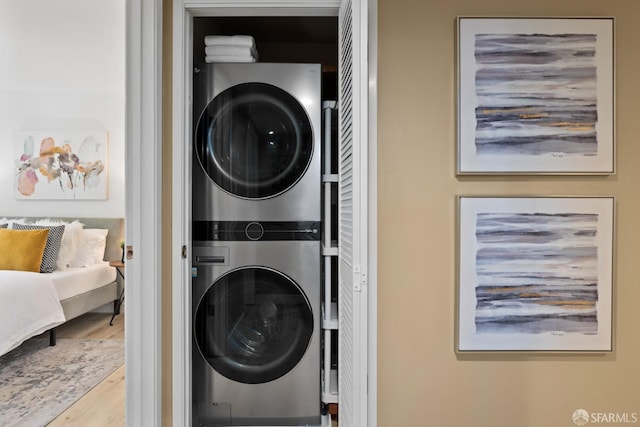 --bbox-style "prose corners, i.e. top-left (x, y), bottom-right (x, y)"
top-left (457, 197), bottom-right (613, 352)
top-left (457, 18), bottom-right (614, 174)
top-left (15, 131), bottom-right (108, 200)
